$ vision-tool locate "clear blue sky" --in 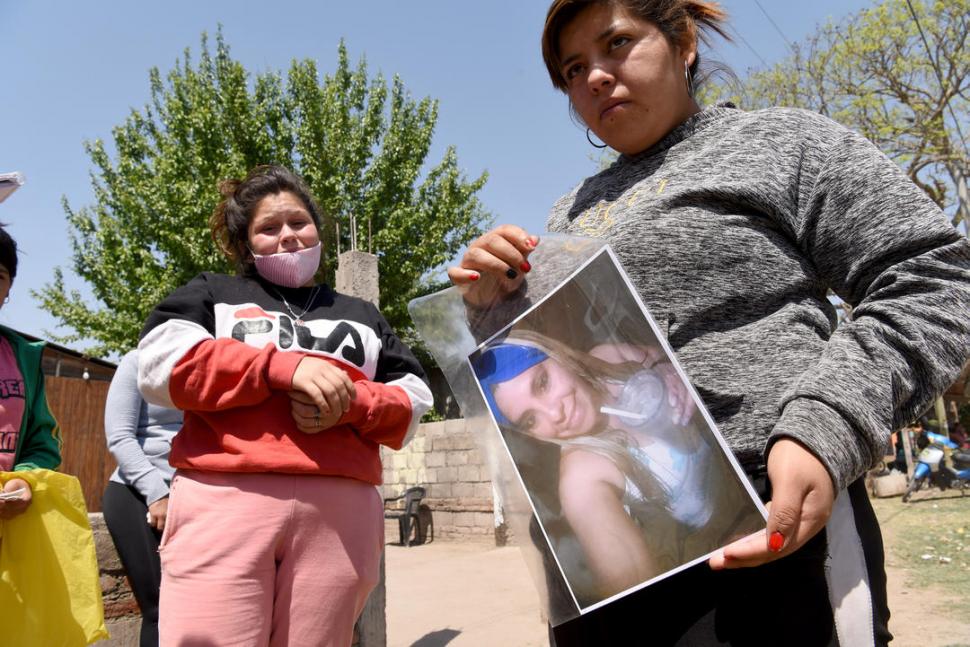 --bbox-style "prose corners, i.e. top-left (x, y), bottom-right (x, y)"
top-left (1, 0), bottom-right (875, 348)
